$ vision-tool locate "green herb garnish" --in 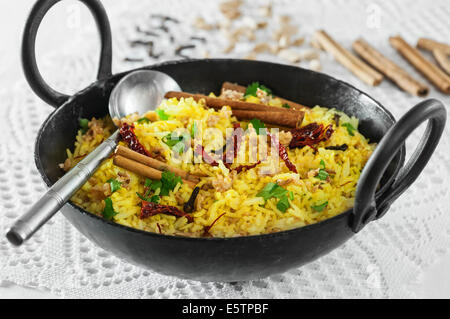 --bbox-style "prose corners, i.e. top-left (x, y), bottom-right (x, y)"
top-left (156, 109), bottom-right (170, 120)
top-left (191, 121), bottom-right (198, 138)
top-left (311, 201), bottom-right (328, 212)
top-left (106, 178), bottom-right (121, 193)
top-left (137, 117), bottom-right (150, 124)
top-left (162, 132), bottom-right (189, 154)
top-left (289, 191), bottom-right (294, 201)
top-left (282, 103), bottom-right (291, 109)
top-left (341, 123), bottom-right (356, 136)
top-left (244, 82), bottom-right (272, 98)
top-left (79, 118), bottom-right (89, 134)
top-left (248, 118), bottom-right (267, 135)
top-left (276, 195), bottom-right (290, 213)
top-left (316, 170), bottom-right (329, 180)
top-left (257, 182), bottom-right (291, 212)
top-left (320, 160), bottom-right (326, 169)
top-left (136, 192), bottom-right (160, 203)
top-left (145, 178), bottom-right (162, 191)
top-left (257, 182), bottom-right (287, 201)
top-left (102, 197), bottom-right (118, 220)
top-left (160, 171), bottom-right (182, 196)
top-left (316, 160), bottom-right (329, 181)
